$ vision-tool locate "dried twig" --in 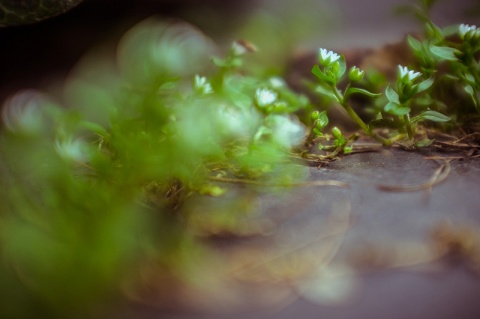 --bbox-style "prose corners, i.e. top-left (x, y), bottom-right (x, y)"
top-left (377, 159), bottom-right (450, 192)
